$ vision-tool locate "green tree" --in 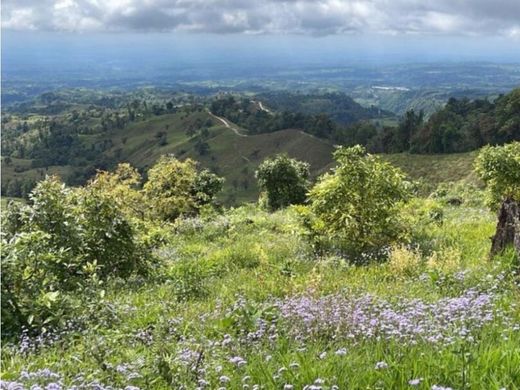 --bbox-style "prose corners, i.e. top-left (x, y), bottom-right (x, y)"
top-left (306, 145), bottom-right (411, 260)
top-left (255, 154), bottom-right (310, 211)
top-left (1, 175), bottom-right (149, 334)
top-left (143, 156), bottom-right (223, 220)
top-left (475, 142), bottom-right (520, 208)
